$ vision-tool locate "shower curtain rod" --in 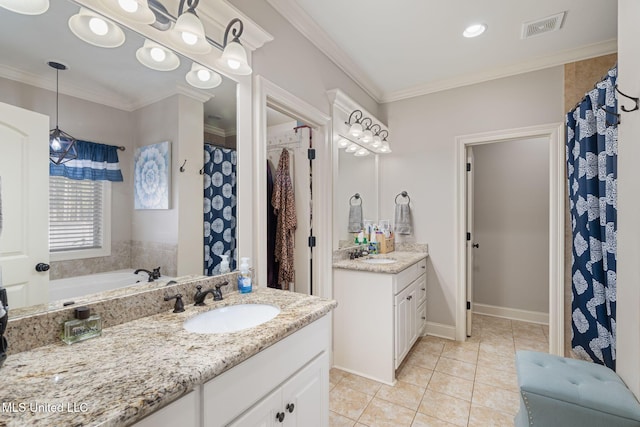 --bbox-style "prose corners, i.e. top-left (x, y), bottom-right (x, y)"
top-left (571, 64), bottom-right (617, 112)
